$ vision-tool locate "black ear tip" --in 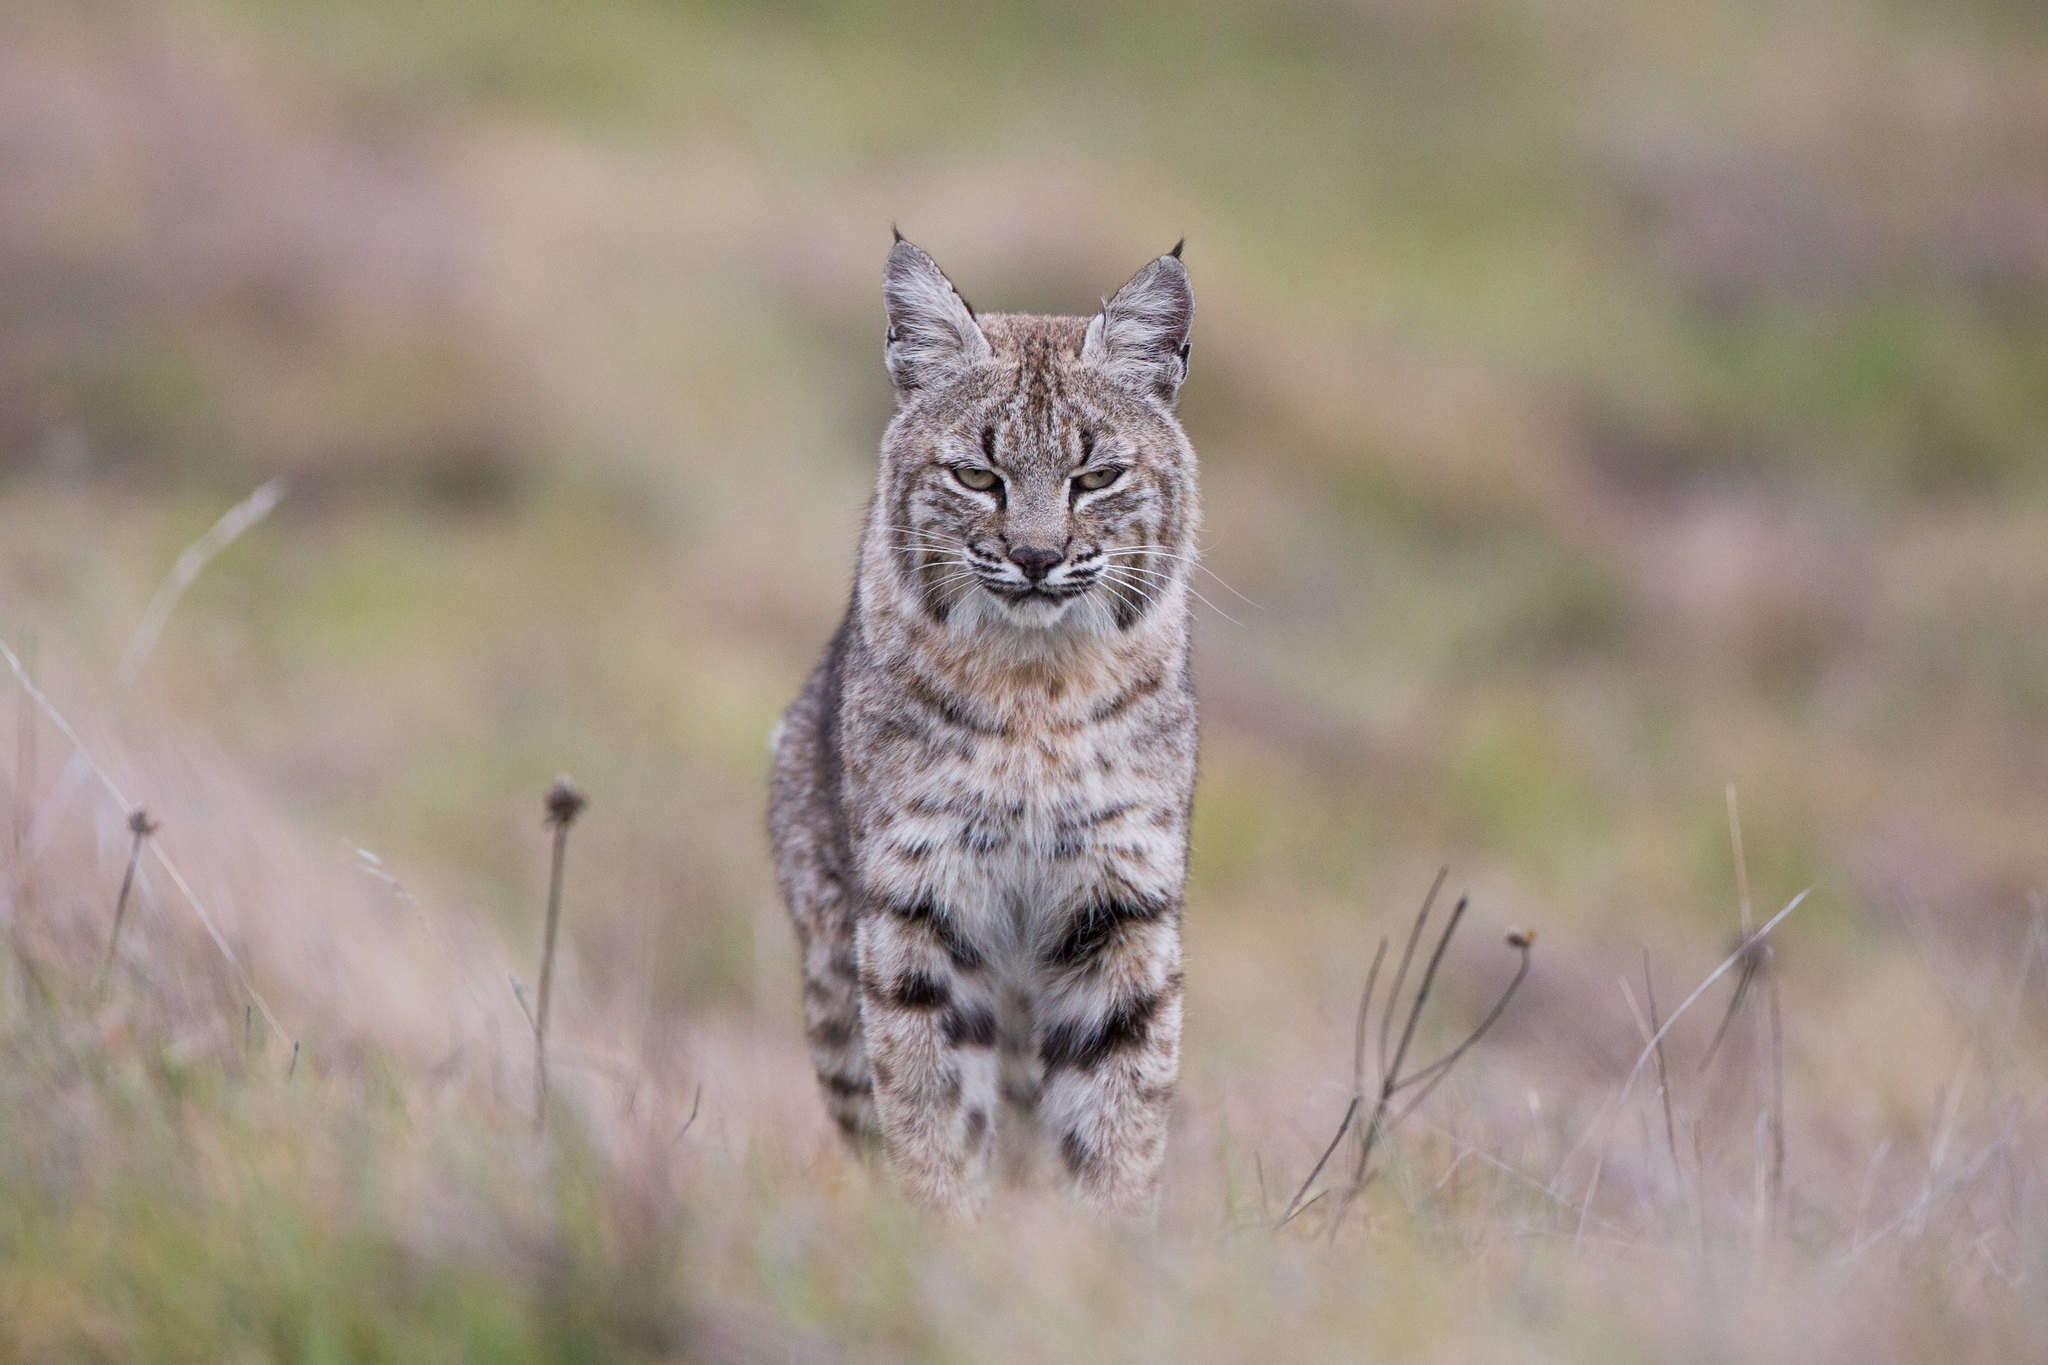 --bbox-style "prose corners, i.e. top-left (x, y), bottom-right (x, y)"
top-left (891, 224), bottom-right (905, 244)
top-left (1169, 237), bottom-right (1184, 259)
